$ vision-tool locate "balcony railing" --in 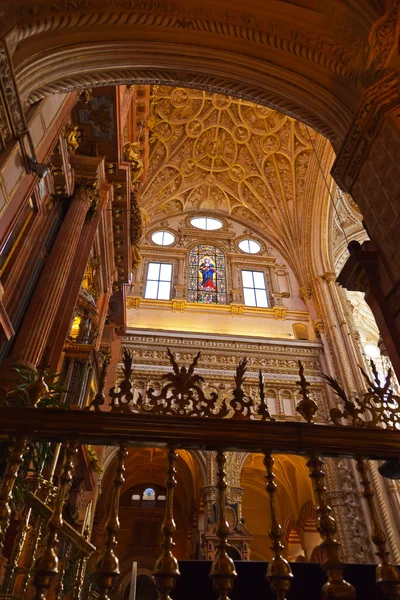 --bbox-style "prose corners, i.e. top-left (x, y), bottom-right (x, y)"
top-left (1, 349), bottom-right (400, 600)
